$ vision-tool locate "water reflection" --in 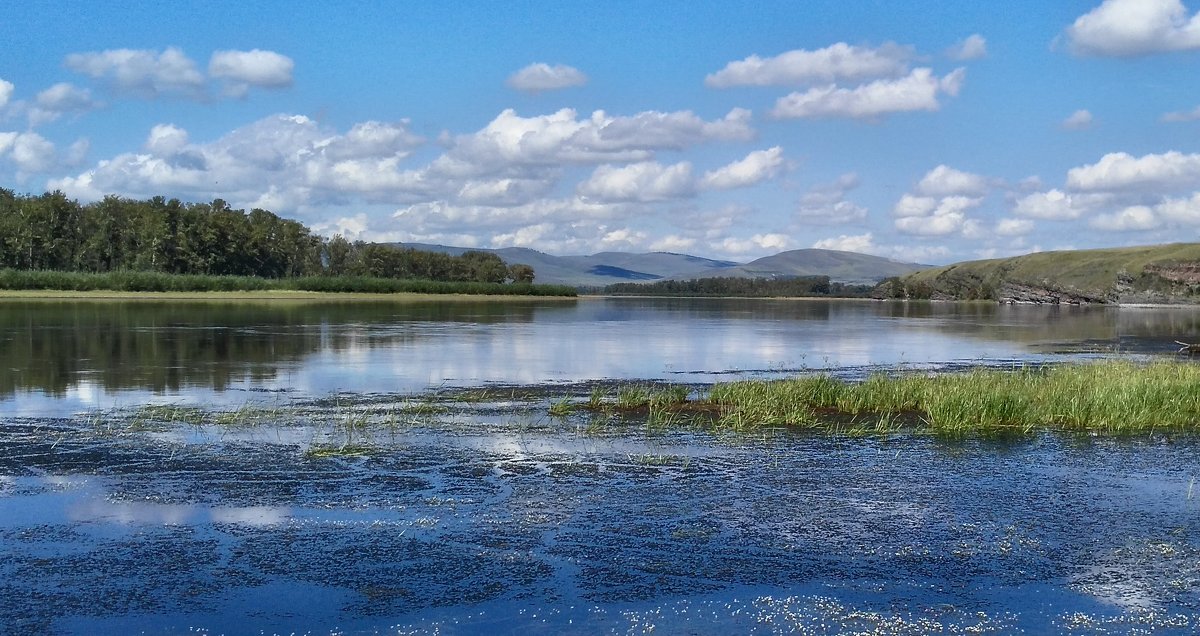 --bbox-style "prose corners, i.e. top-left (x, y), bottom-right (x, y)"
top-left (3, 298), bottom-right (1200, 412)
